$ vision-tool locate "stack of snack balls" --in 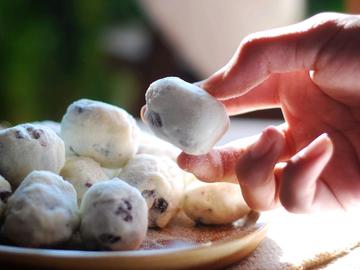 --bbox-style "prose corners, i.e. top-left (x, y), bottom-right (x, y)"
top-left (0, 77), bottom-right (250, 251)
